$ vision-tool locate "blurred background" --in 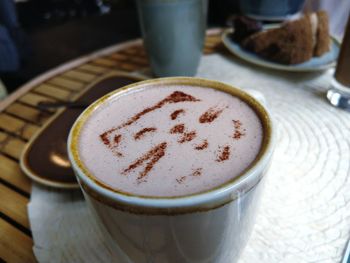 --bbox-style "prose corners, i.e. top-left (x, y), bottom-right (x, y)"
top-left (0, 0), bottom-right (349, 94)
